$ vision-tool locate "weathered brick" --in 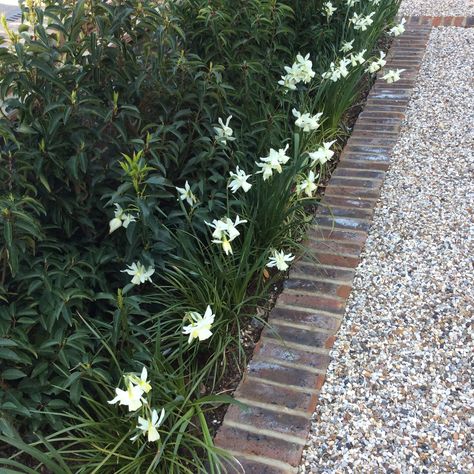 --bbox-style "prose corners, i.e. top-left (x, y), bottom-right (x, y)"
top-left (247, 358), bottom-right (324, 389)
top-left (284, 277), bottom-right (351, 299)
top-left (328, 176), bottom-right (383, 189)
top-left (289, 261), bottom-right (355, 283)
top-left (343, 144), bottom-right (393, 155)
top-left (314, 215), bottom-right (371, 232)
top-left (263, 323), bottom-right (339, 349)
top-left (321, 194), bottom-right (376, 210)
top-left (308, 226), bottom-right (368, 246)
top-left (305, 236), bottom-right (363, 256)
top-left (332, 167), bottom-right (386, 180)
top-left (234, 375), bottom-right (319, 413)
top-left (466, 16), bottom-right (474, 27)
top-left (316, 204), bottom-right (373, 219)
top-left (255, 338), bottom-right (331, 373)
top-left (271, 305), bottom-right (341, 333)
top-left (278, 291), bottom-right (346, 315)
top-left (214, 425), bottom-right (304, 467)
top-left (337, 158), bottom-right (390, 171)
top-left (225, 404), bottom-right (311, 439)
top-left (324, 184), bottom-right (380, 199)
